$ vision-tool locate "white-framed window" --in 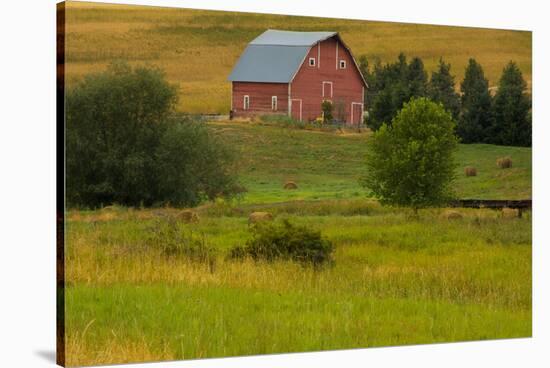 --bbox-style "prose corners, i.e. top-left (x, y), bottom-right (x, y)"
top-left (243, 95), bottom-right (250, 110)
top-left (309, 57), bottom-right (316, 67)
top-left (339, 60), bottom-right (347, 69)
top-left (271, 96), bottom-right (278, 111)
